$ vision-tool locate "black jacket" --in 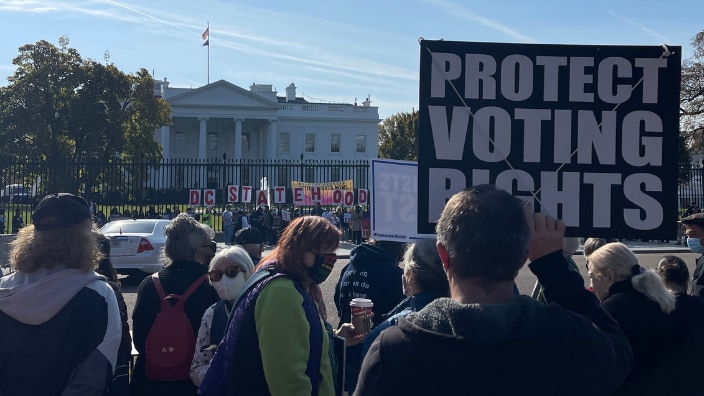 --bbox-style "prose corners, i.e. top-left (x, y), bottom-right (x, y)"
top-left (130, 260), bottom-right (219, 396)
top-left (0, 268), bottom-right (122, 396)
top-left (602, 282), bottom-right (703, 395)
top-left (355, 251), bottom-right (633, 396)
